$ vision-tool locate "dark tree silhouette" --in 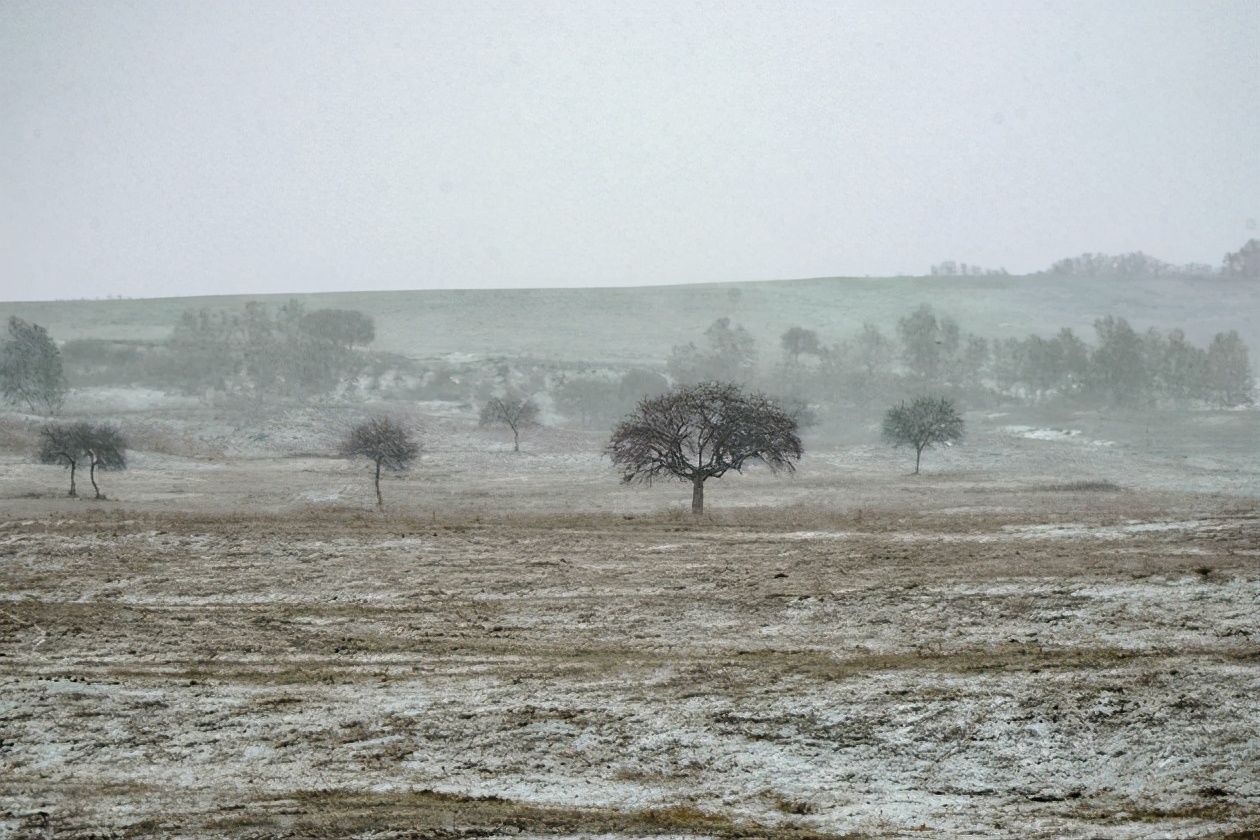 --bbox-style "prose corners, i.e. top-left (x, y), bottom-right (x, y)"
top-left (1, 317), bottom-right (66, 414)
top-left (780, 326), bottom-right (822, 363)
top-left (38, 422), bottom-right (127, 498)
top-left (607, 382), bottom-right (803, 515)
top-left (83, 424), bottom-right (127, 498)
top-left (38, 423), bottom-right (87, 497)
top-left (881, 396), bottom-right (964, 474)
top-left (480, 396), bottom-right (539, 453)
top-left (341, 416), bottom-right (418, 509)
